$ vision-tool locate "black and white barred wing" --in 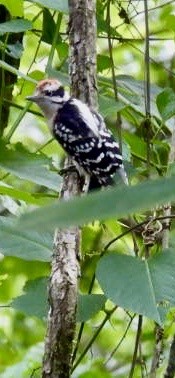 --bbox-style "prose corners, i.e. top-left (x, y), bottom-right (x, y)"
top-left (53, 98), bottom-right (124, 186)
